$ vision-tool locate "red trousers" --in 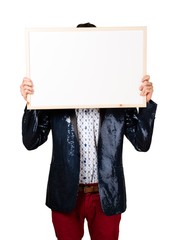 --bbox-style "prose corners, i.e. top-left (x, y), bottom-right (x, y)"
top-left (52, 189), bottom-right (121, 240)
